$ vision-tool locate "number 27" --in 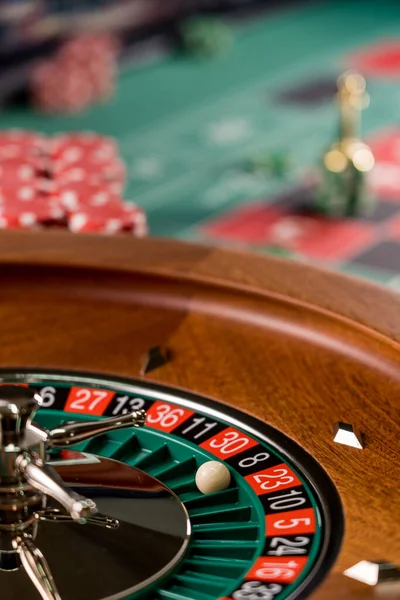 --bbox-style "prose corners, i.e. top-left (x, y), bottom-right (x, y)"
top-left (69, 389), bottom-right (109, 412)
